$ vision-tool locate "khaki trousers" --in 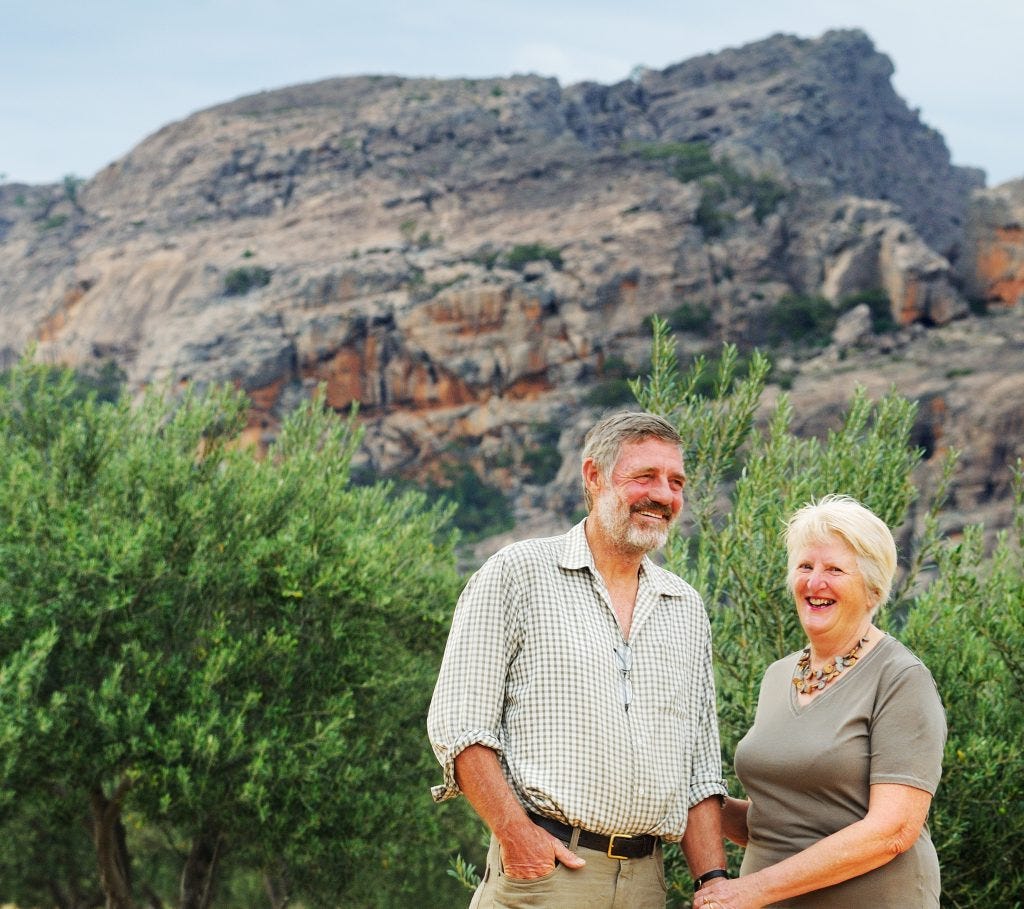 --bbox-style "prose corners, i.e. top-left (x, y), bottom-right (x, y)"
top-left (468, 833), bottom-right (667, 909)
